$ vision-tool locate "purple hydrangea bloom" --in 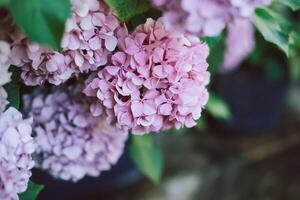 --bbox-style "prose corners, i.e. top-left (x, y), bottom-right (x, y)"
top-left (23, 85), bottom-right (128, 182)
top-left (0, 108), bottom-right (35, 200)
top-left (0, 41), bottom-right (11, 83)
top-left (222, 19), bottom-right (255, 71)
top-left (0, 41), bottom-right (11, 112)
top-left (0, 88), bottom-right (8, 112)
